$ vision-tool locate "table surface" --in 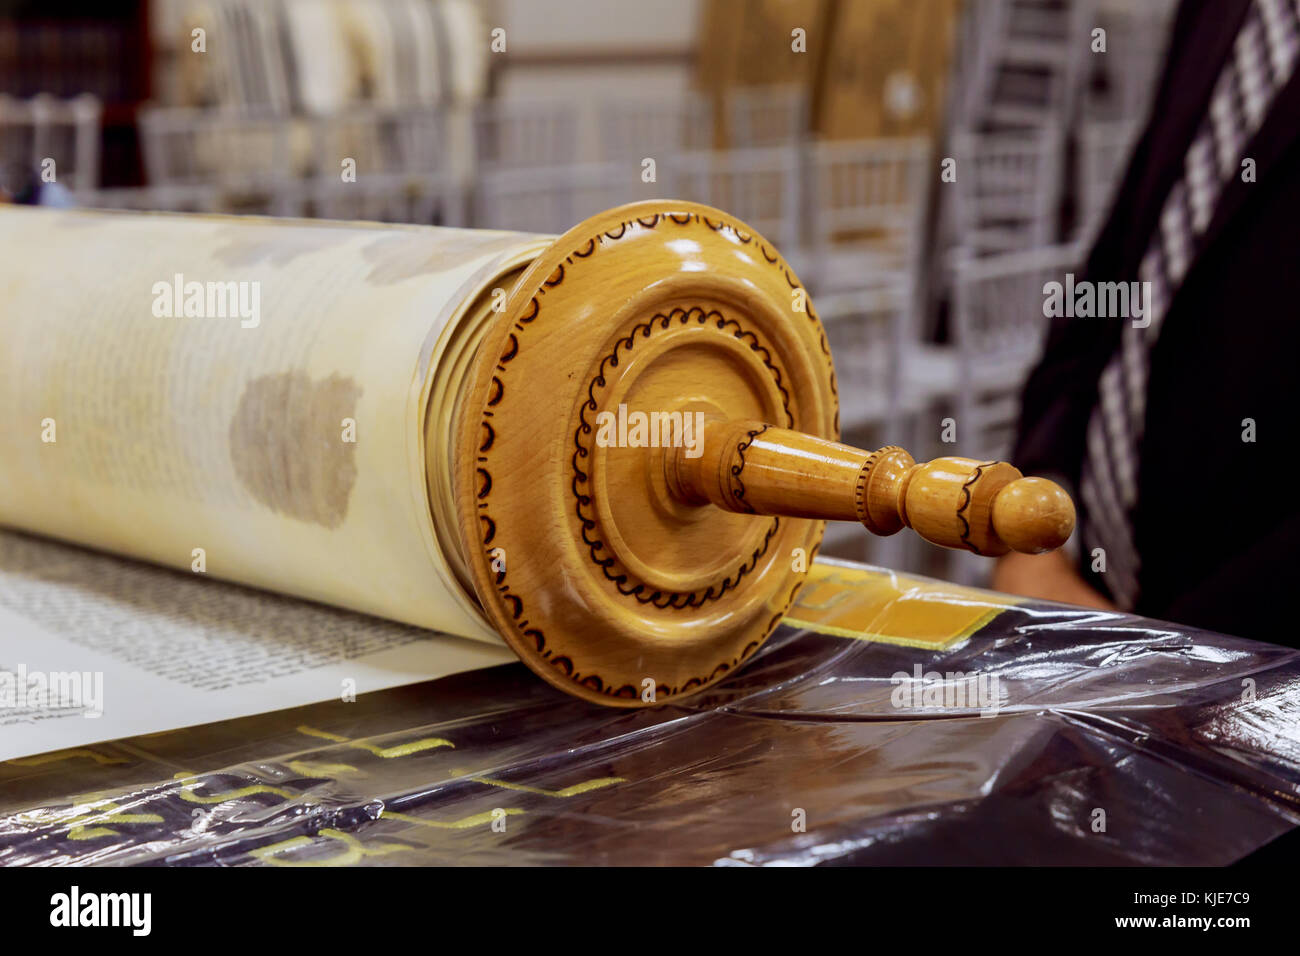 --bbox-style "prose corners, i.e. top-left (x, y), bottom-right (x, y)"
top-left (3, 559), bottom-right (1298, 866)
